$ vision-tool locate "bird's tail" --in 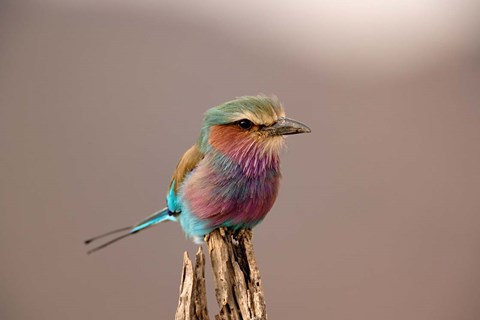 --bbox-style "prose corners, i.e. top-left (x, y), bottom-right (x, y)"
top-left (84, 207), bottom-right (173, 254)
